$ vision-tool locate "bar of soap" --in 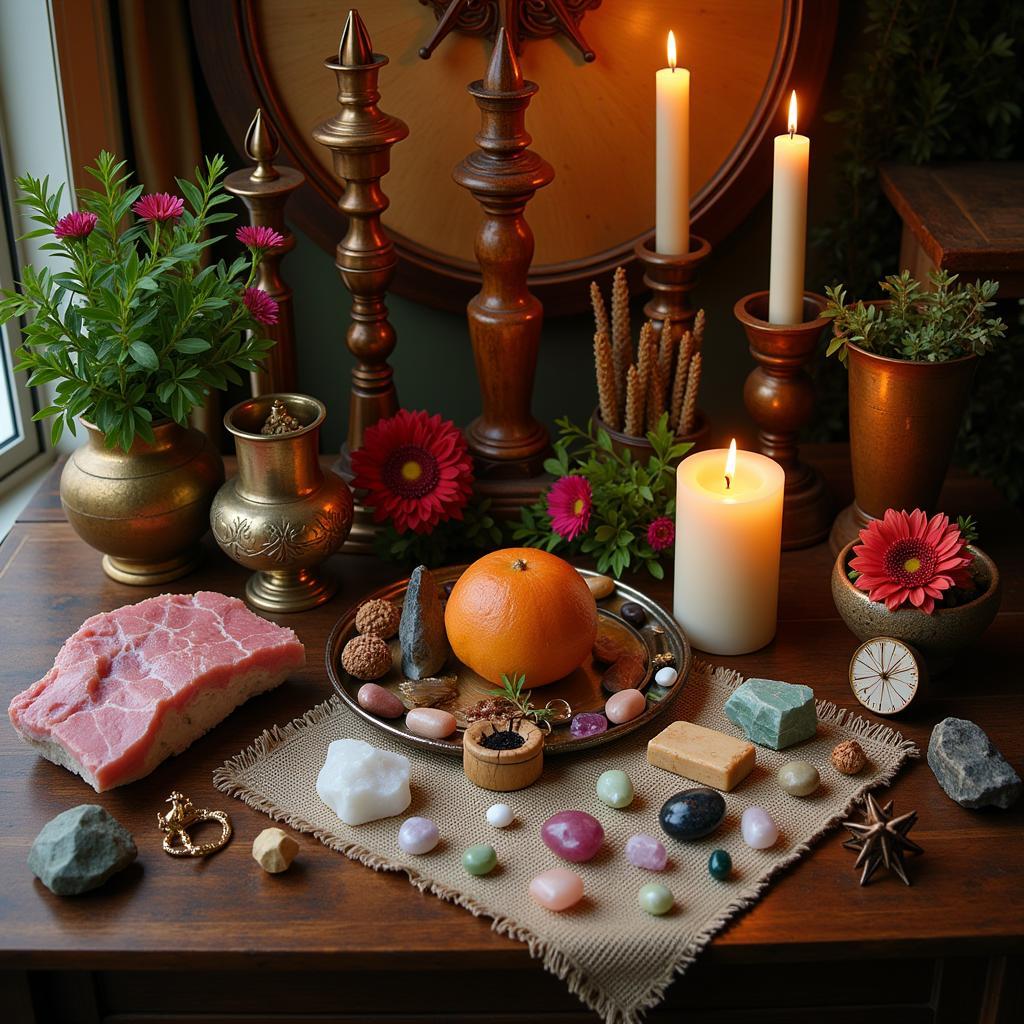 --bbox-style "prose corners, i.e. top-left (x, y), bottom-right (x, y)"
top-left (646, 720), bottom-right (755, 792)
top-left (316, 738), bottom-right (411, 826)
top-left (724, 678), bottom-right (817, 750)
